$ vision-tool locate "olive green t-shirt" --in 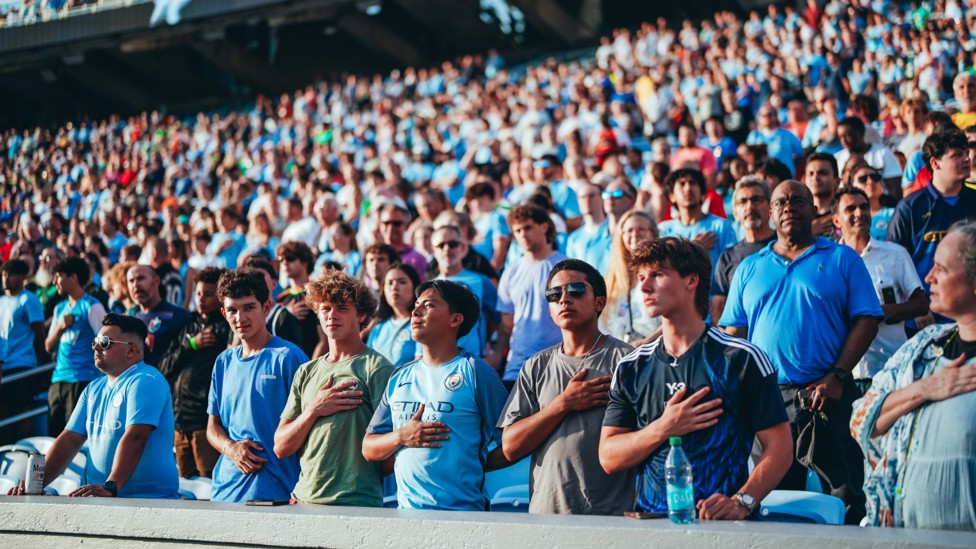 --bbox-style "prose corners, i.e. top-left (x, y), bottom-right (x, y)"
top-left (282, 348), bottom-right (394, 506)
